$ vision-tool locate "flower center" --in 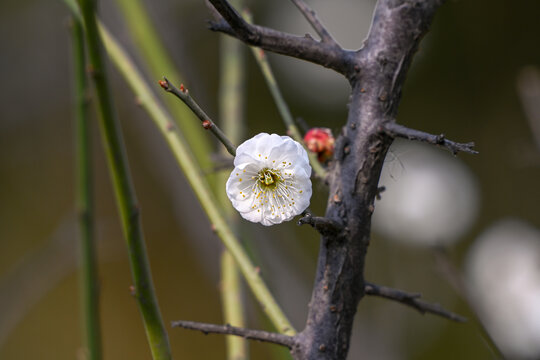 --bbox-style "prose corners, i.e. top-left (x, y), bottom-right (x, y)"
top-left (257, 168), bottom-right (282, 190)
